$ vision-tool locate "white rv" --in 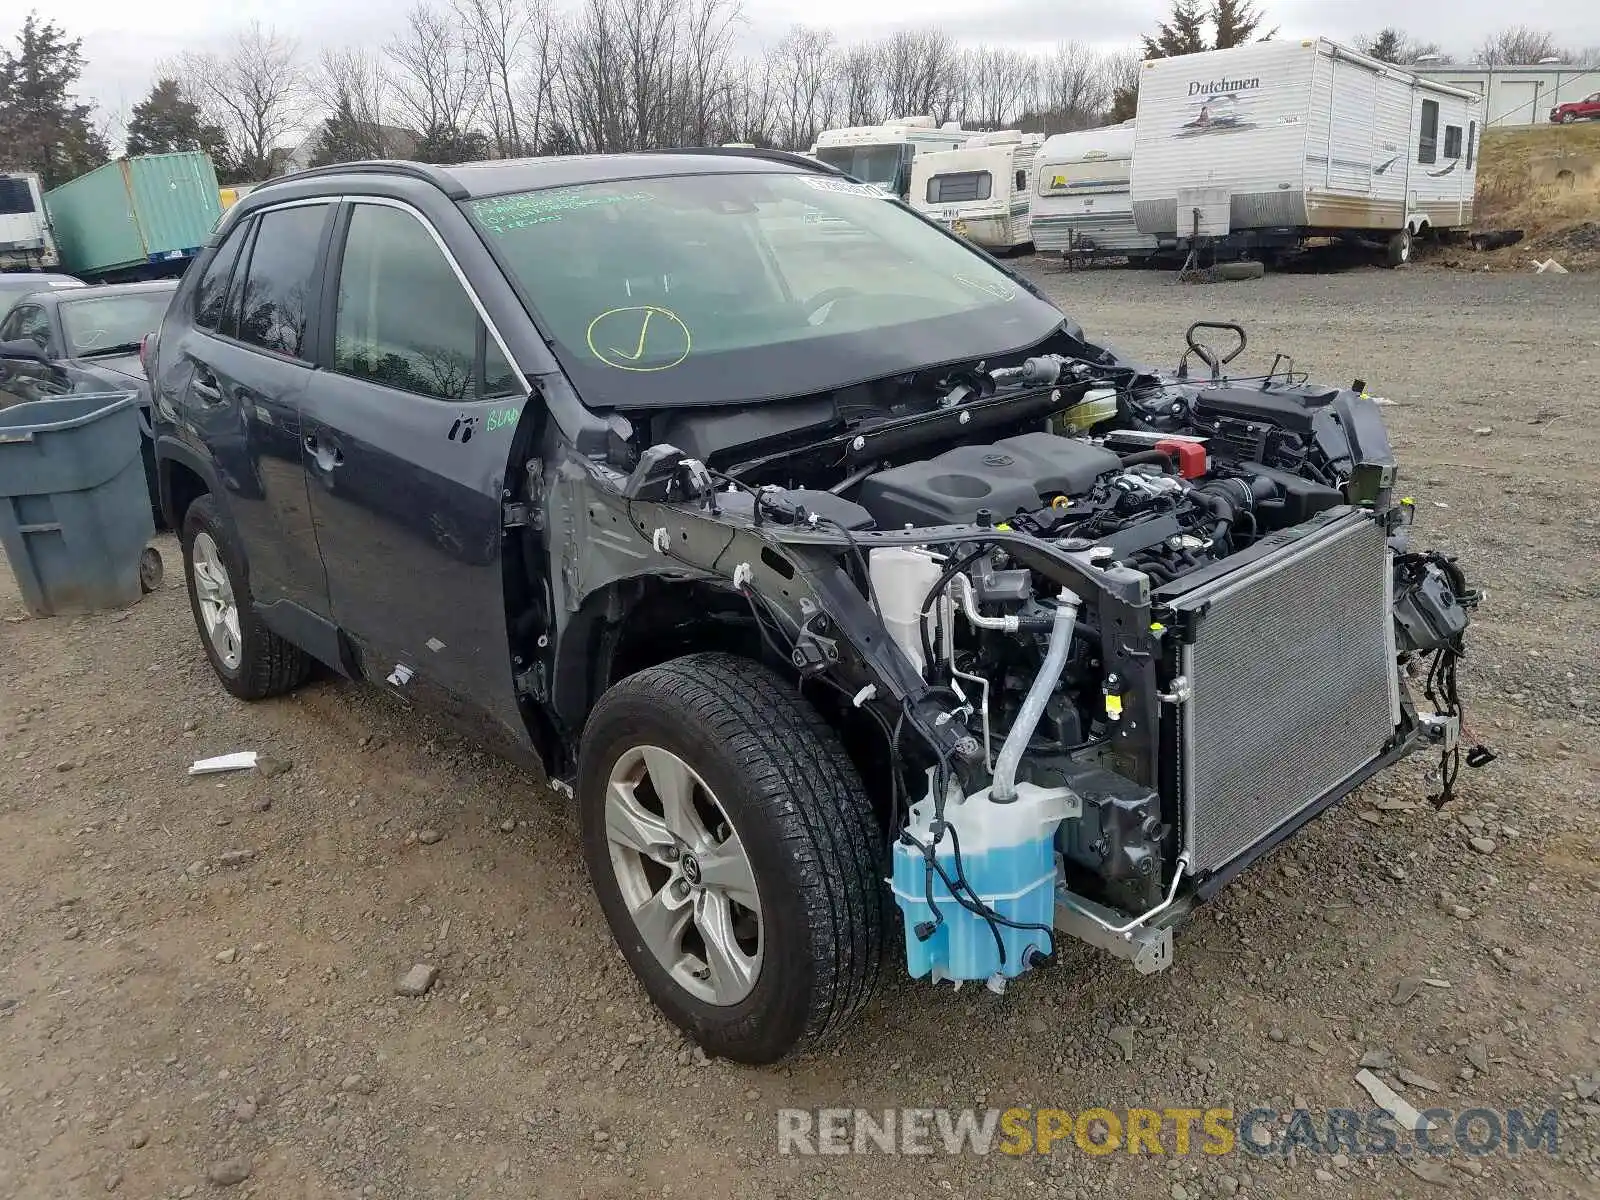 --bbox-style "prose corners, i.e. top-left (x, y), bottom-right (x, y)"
top-left (814, 117), bottom-right (975, 201)
top-left (909, 131), bottom-right (1044, 253)
top-left (1032, 122), bottom-right (1159, 262)
top-left (0, 172), bottom-right (60, 271)
top-left (1131, 38), bottom-right (1481, 265)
